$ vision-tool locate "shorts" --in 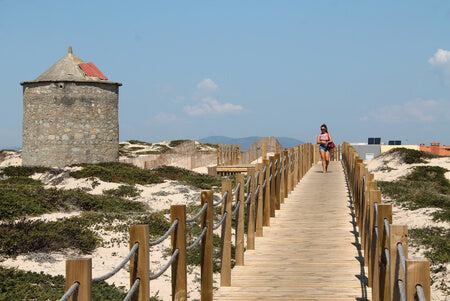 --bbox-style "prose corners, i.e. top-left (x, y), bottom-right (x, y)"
top-left (319, 144), bottom-right (329, 152)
